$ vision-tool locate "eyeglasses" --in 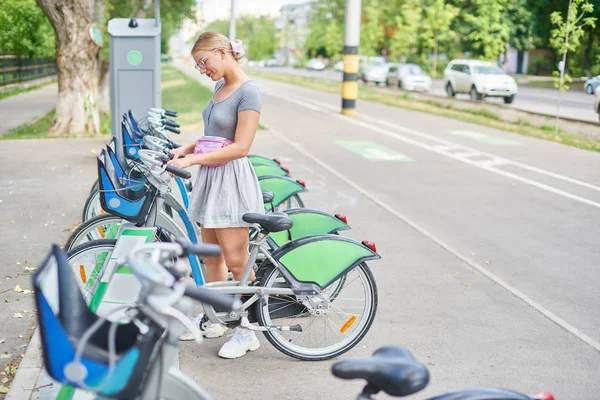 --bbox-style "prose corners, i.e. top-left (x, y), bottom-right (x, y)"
top-left (194, 49), bottom-right (218, 71)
